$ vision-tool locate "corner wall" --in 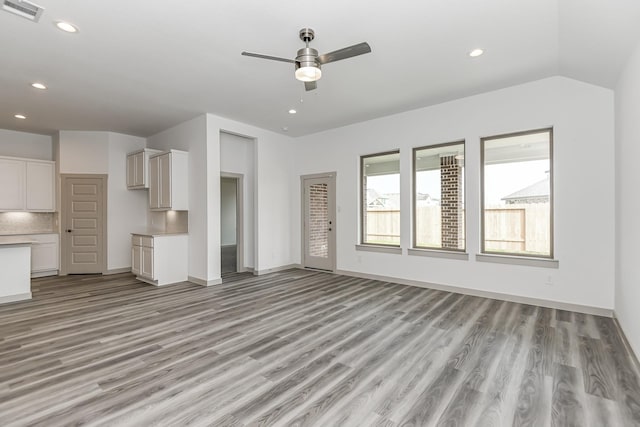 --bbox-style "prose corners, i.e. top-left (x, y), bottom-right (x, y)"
top-left (615, 40), bottom-right (640, 357)
top-left (147, 114), bottom-right (295, 282)
top-left (106, 132), bottom-right (148, 271)
top-left (57, 130), bottom-right (147, 272)
top-left (220, 132), bottom-right (256, 269)
top-left (293, 76), bottom-right (615, 312)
